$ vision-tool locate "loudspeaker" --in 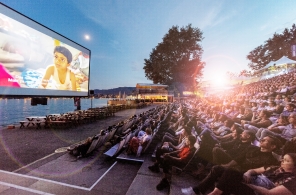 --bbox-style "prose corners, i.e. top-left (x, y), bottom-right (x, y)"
top-left (90, 90), bottom-right (94, 95)
top-left (31, 98), bottom-right (37, 106)
top-left (31, 97), bottom-right (47, 106)
top-left (40, 98), bottom-right (47, 105)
